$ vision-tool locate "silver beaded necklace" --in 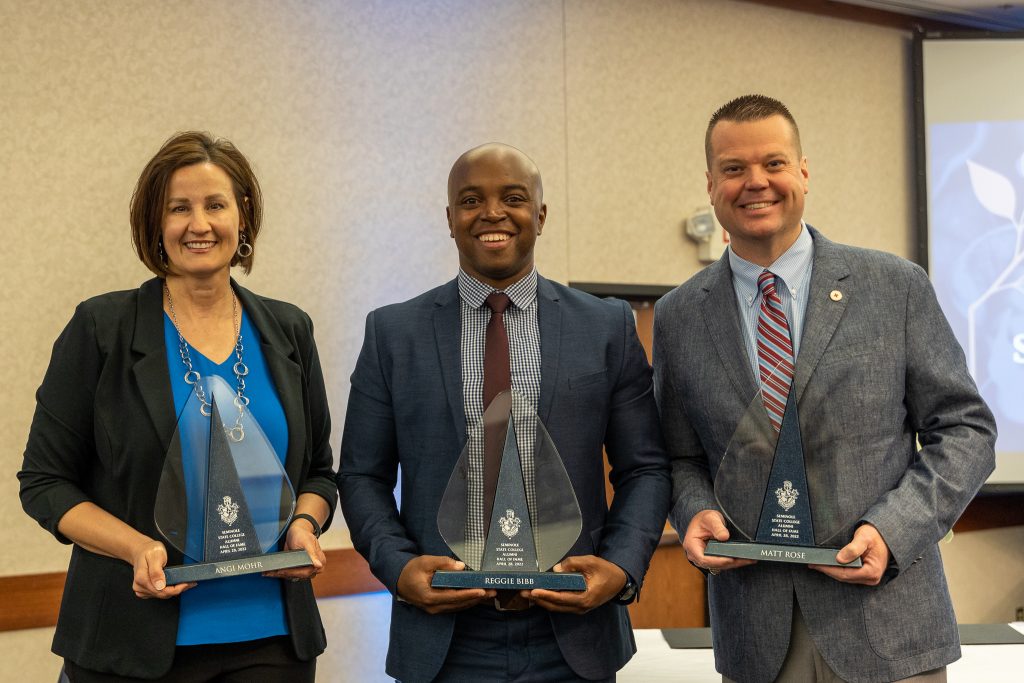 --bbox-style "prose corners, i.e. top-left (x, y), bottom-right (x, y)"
top-left (164, 283), bottom-right (250, 442)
